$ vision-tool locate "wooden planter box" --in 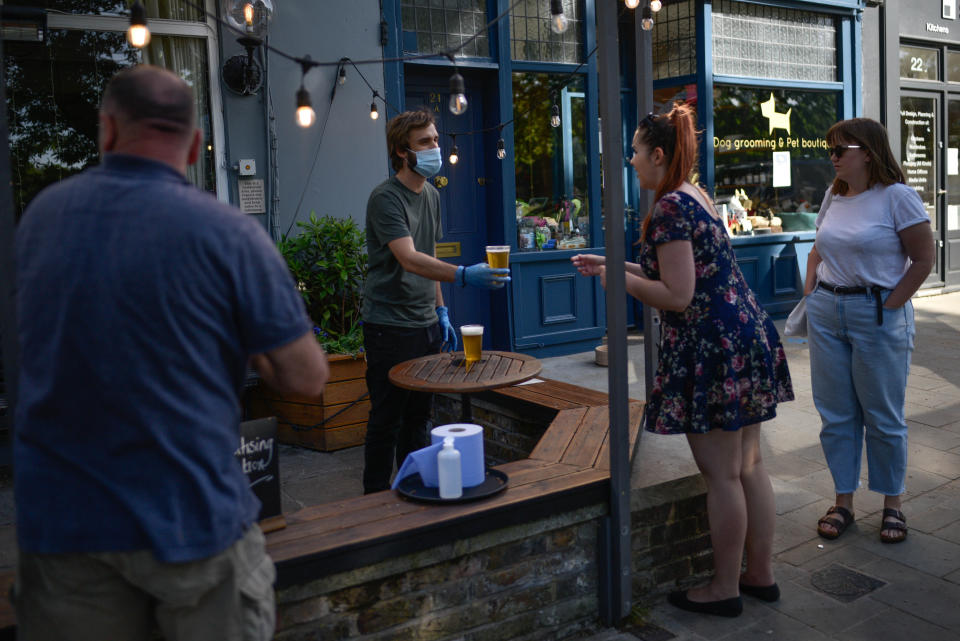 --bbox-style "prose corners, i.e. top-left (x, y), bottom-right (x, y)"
top-left (246, 354), bottom-right (369, 452)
